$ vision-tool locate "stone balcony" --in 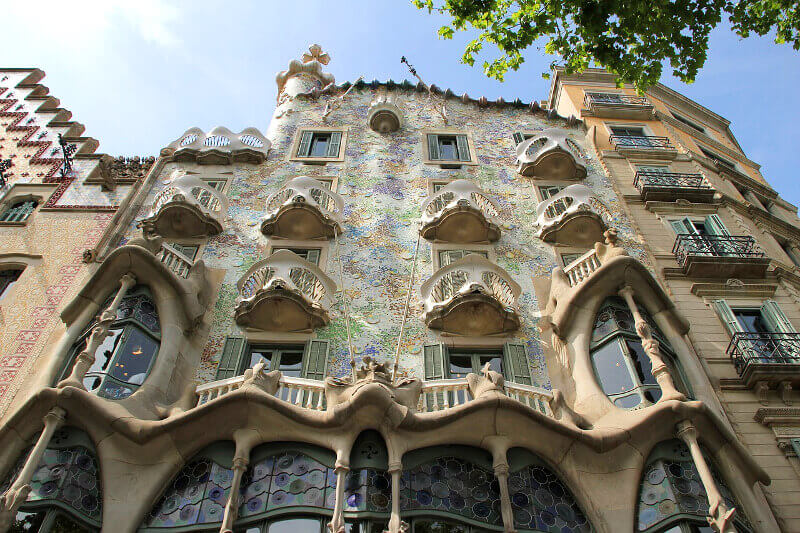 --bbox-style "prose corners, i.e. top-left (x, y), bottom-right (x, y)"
top-left (261, 176), bottom-right (344, 240)
top-left (234, 249), bottom-right (336, 332)
top-left (162, 126), bottom-right (271, 164)
top-left (534, 184), bottom-right (607, 246)
top-left (515, 129), bottom-right (587, 180)
top-left (420, 253), bottom-right (521, 336)
top-left (727, 332), bottom-right (800, 391)
top-left (582, 92), bottom-right (655, 120)
top-left (672, 234), bottom-right (770, 279)
top-left (633, 170), bottom-right (715, 203)
top-left (139, 173), bottom-right (228, 238)
top-left (420, 179), bottom-right (501, 243)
